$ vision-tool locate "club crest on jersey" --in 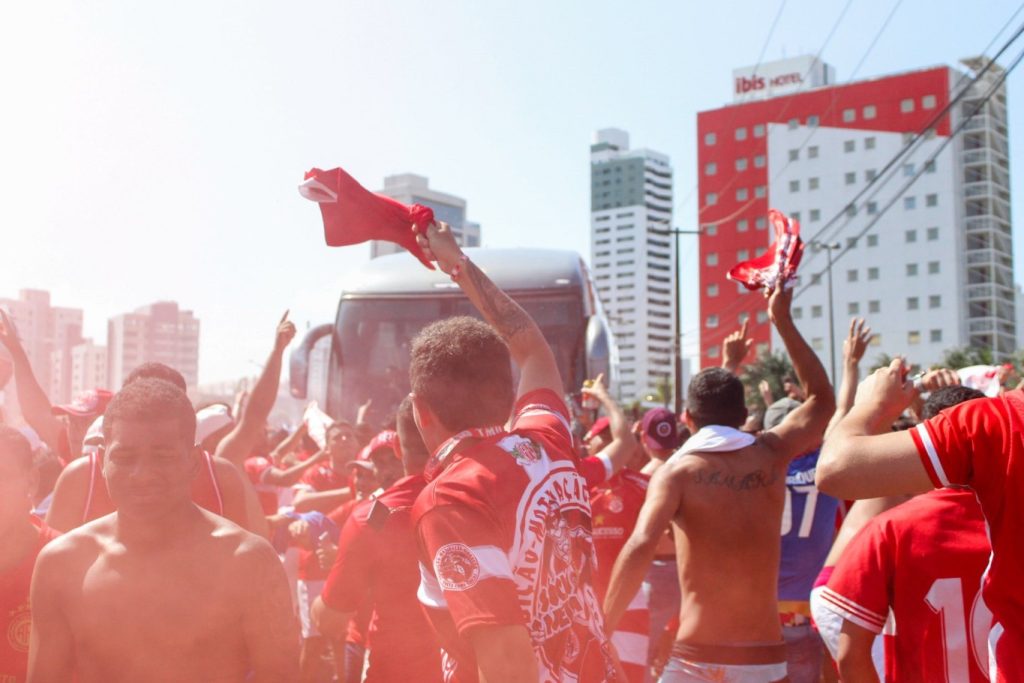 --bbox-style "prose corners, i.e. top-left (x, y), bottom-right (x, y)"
top-left (7, 601), bottom-right (30, 652)
top-left (607, 495), bottom-right (624, 513)
top-left (499, 435), bottom-right (542, 465)
top-left (434, 543), bottom-right (480, 592)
